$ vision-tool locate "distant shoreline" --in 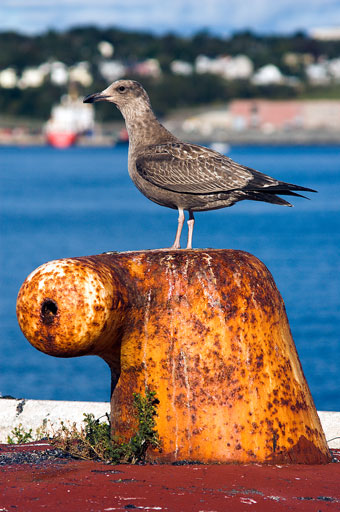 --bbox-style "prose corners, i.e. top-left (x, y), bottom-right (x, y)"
top-left (1, 130), bottom-right (340, 147)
